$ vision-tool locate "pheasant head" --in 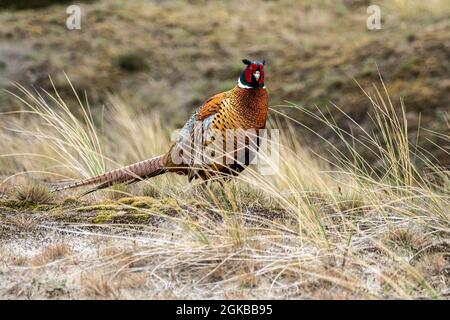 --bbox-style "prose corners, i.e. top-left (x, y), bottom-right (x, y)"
top-left (238, 58), bottom-right (266, 89)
